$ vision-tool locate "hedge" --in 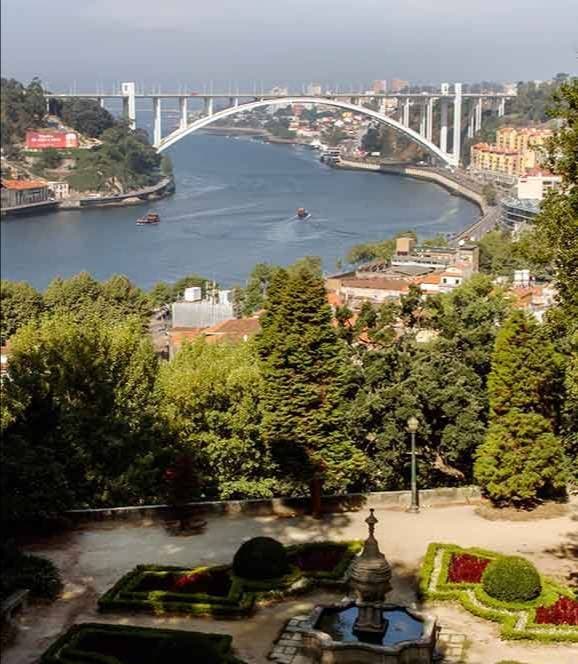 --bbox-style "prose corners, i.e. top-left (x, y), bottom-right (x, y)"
top-left (420, 542), bottom-right (578, 643)
top-left (98, 540), bottom-right (362, 618)
top-left (1, 542), bottom-right (62, 601)
top-left (40, 623), bottom-right (245, 664)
